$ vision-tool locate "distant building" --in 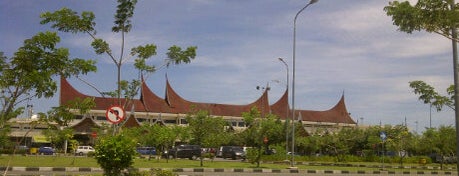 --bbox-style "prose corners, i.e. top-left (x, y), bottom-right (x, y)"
top-left (10, 76), bottom-right (356, 146)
